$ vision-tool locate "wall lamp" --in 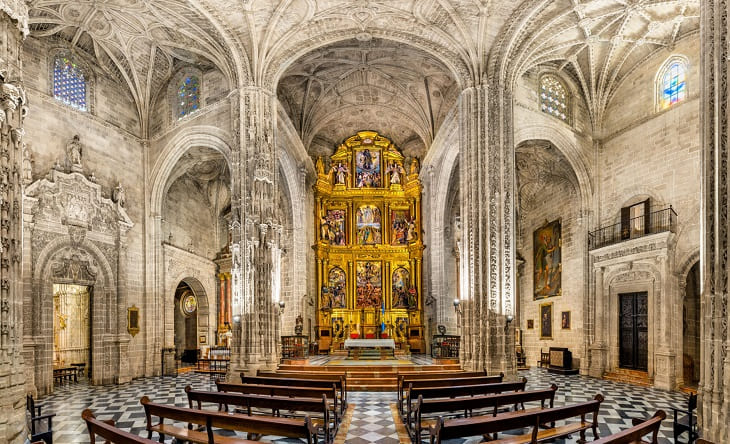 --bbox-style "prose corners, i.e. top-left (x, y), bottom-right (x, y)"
top-left (278, 300), bottom-right (286, 315)
top-left (232, 314), bottom-right (241, 324)
top-left (453, 298), bottom-right (462, 314)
